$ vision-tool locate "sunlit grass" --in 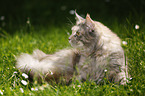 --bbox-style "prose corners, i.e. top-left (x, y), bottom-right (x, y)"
top-left (0, 18), bottom-right (145, 95)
